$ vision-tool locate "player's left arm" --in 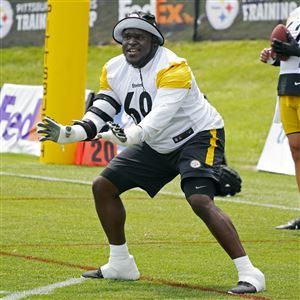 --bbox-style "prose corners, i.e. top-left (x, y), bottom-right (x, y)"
top-left (100, 87), bottom-right (189, 145)
top-left (102, 61), bottom-right (192, 145)
top-left (272, 16), bottom-right (300, 58)
top-left (138, 87), bottom-right (189, 138)
top-left (272, 33), bottom-right (300, 57)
